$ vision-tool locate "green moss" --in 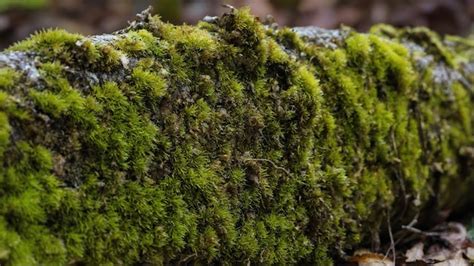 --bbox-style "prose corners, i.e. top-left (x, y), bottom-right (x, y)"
top-left (0, 69), bottom-right (20, 90)
top-left (0, 141), bottom-right (66, 265)
top-left (452, 82), bottom-right (472, 134)
top-left (0, 7), bottom-right (473, 265)
top-left (0, 112), bottom-right (10, 156)
top-left (401, 27), bottom-right (456, 67)
top-left (9, 29), bottom-right (100, 66)
top-left (116, 29), bottom-right (156, 55)
top-left (131, 67), bottom-right (167, 100)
